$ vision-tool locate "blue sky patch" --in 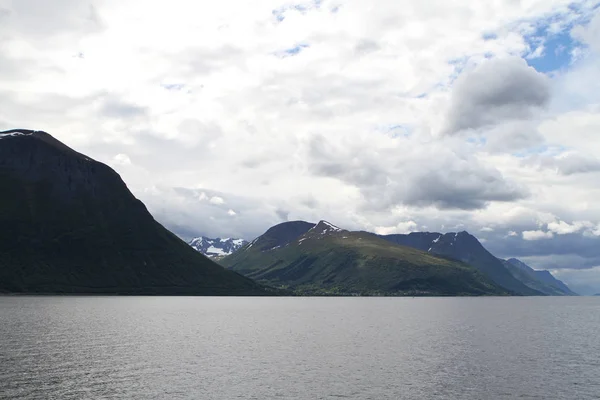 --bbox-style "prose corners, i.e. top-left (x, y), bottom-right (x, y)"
top-left (522, 4), bottom-right (599, 73)
top-left (524, 29), bottom-right (579, 73)
top-left (482, 32), bottom-right (498, 41)
top-left (272, 0), bottom-right (322, 22)
top-left (162, 83), bottom-right (186, 91)
top-left (512, 145), bottom-right (567, 158)
top-left (377, 124), bottom-right (412, 138)
top-left (276, 43), bottom-right (310, 58)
